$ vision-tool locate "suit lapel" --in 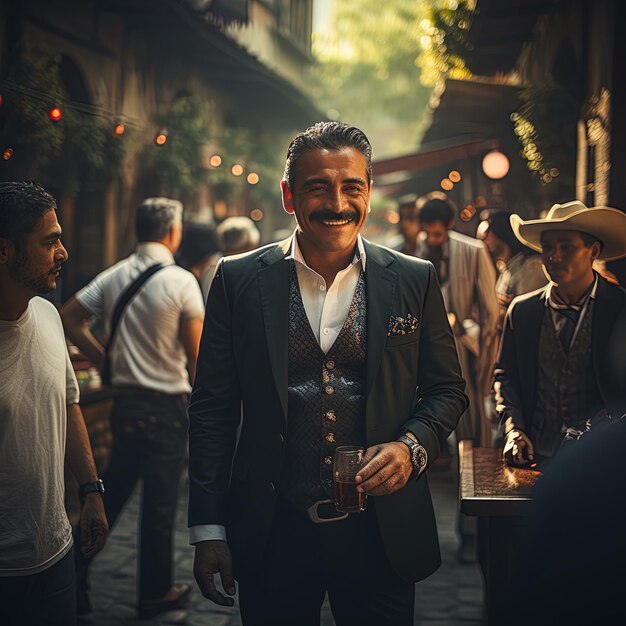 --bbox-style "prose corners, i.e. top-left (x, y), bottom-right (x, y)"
top-left (258, 240), bottom-right (291, 422)
top-left (520, 288), bottom-right (548, 415)
top-left (363, 241), bottom-right (397, 400)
